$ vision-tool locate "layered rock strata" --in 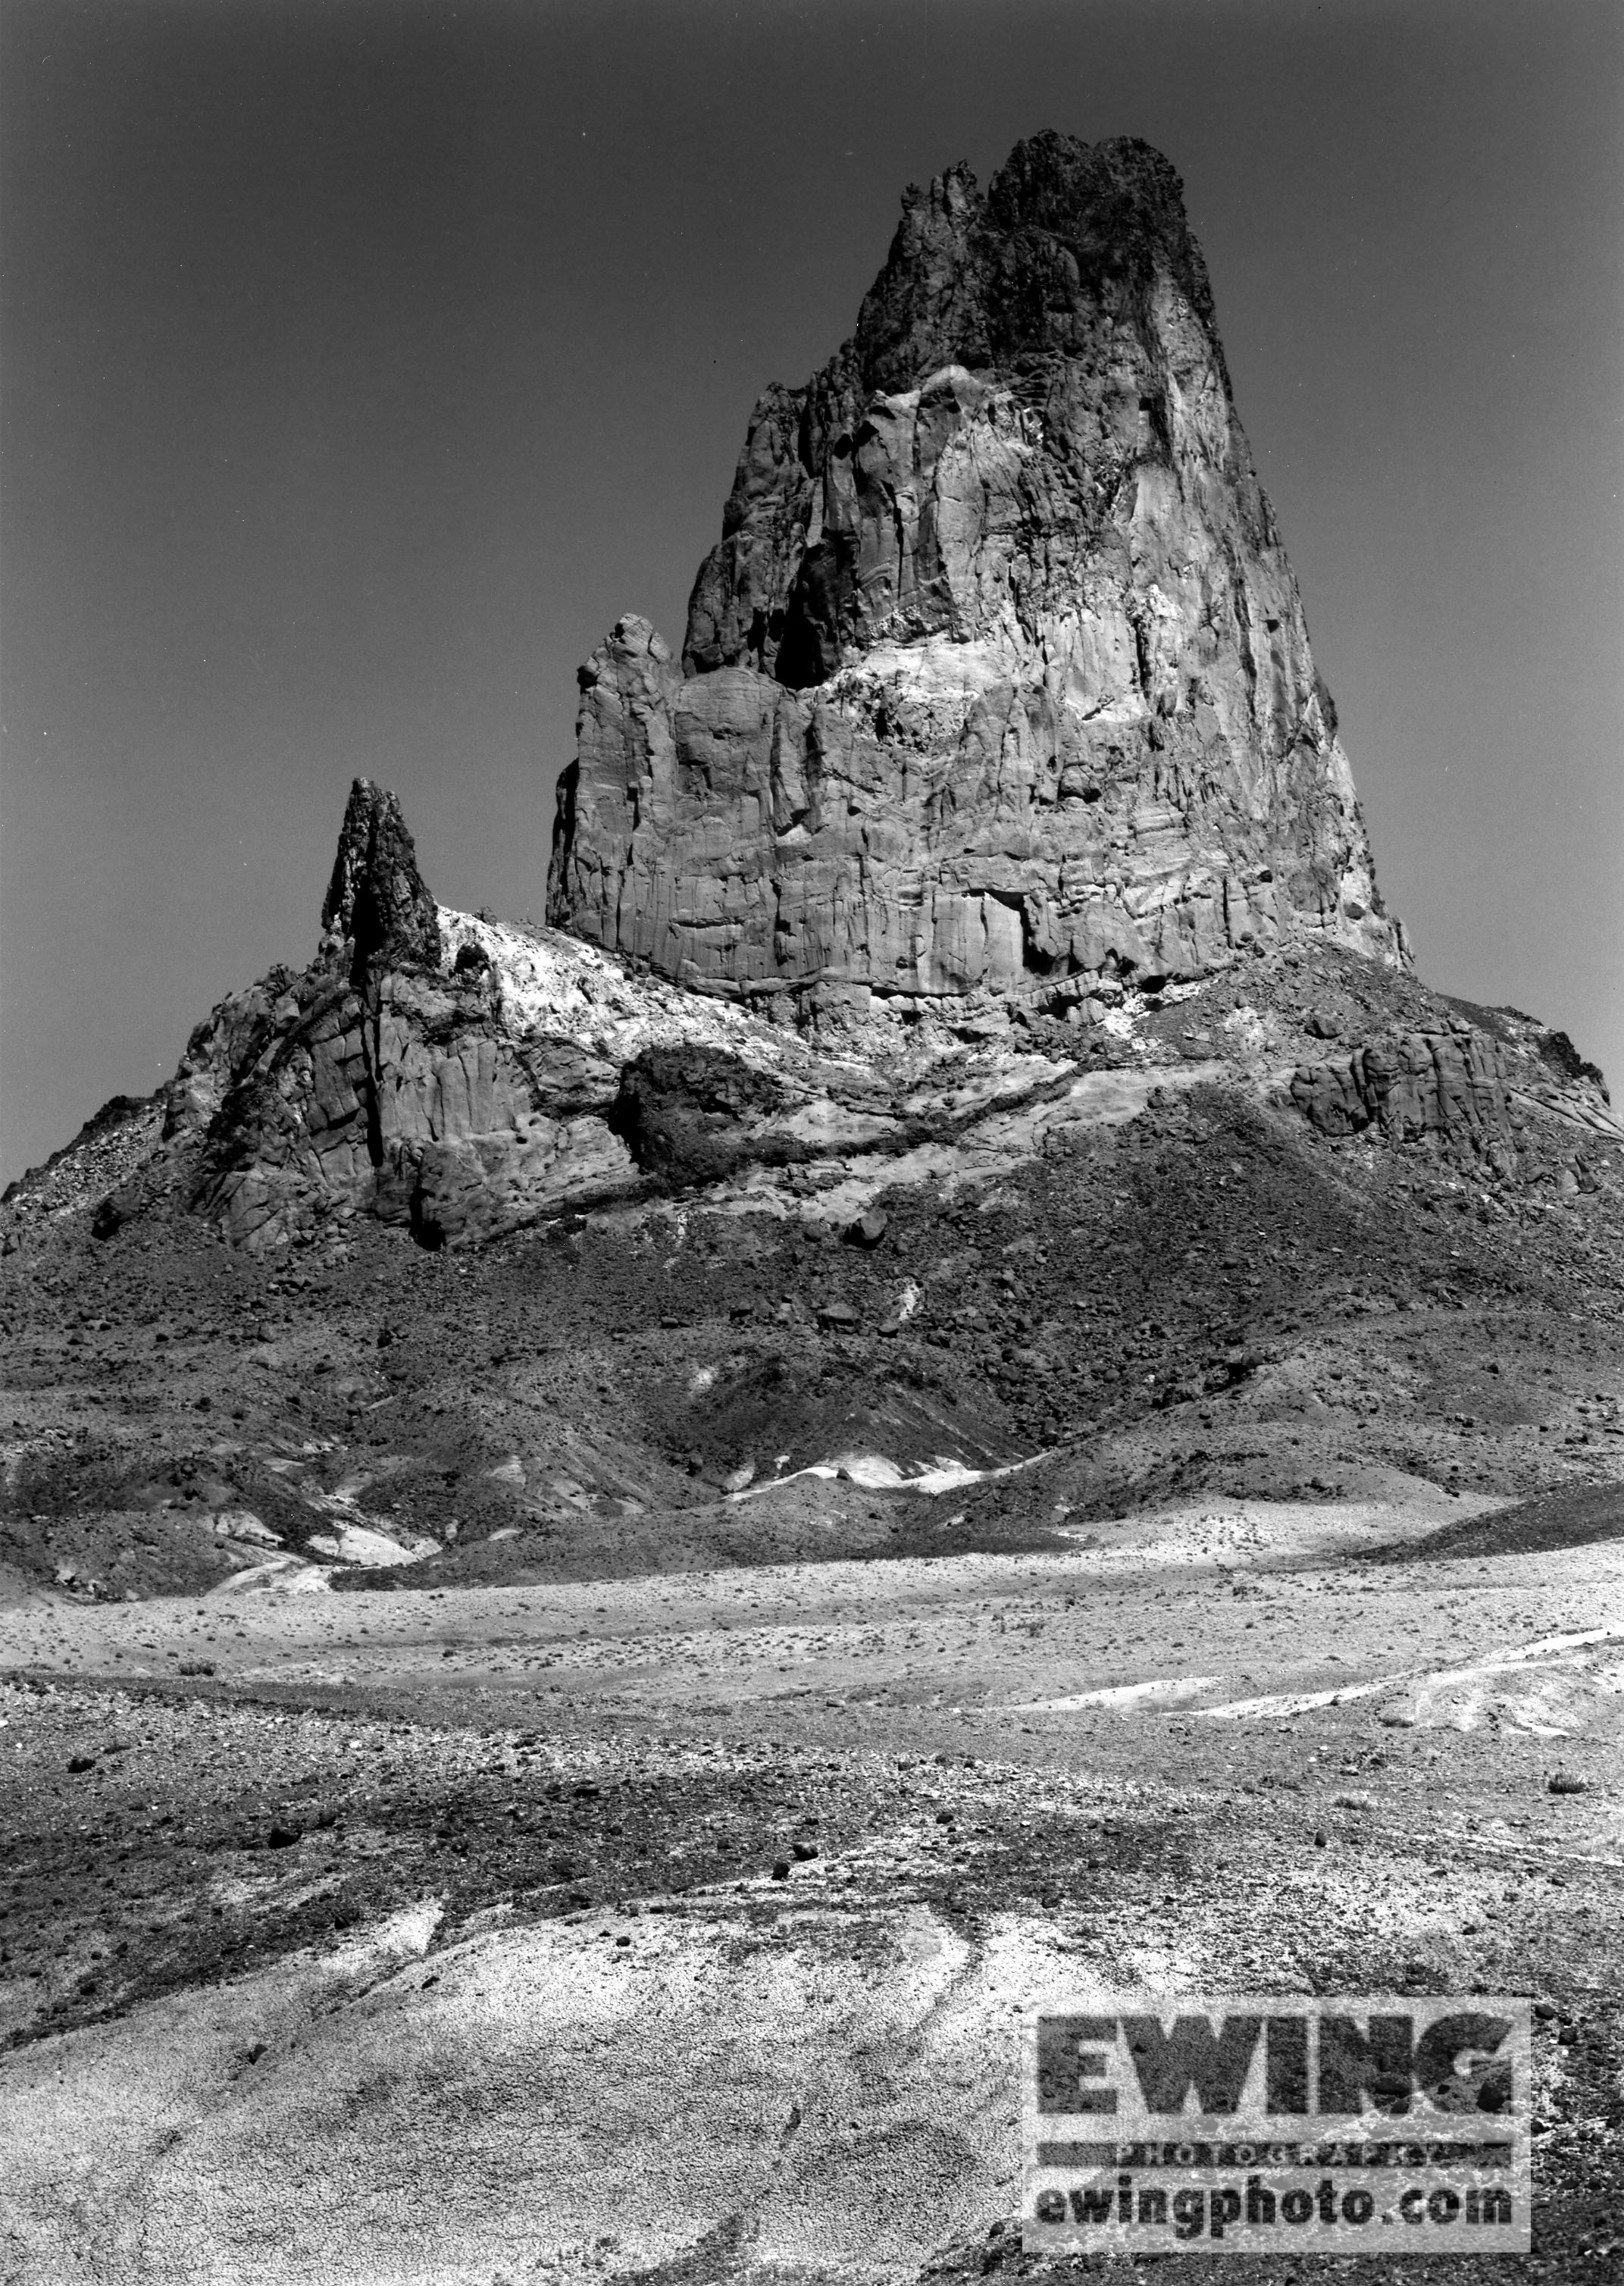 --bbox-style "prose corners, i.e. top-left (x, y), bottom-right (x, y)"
top-left (549, 133), bottom-right (1406, 1023)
